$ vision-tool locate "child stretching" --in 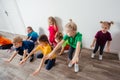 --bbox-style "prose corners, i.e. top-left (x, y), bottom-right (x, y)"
top-left (20, 34), bottom-right (56, 75)
top-left (0, 33), bottom-right (13, 50)
top-left (55, 32), bottom-right (69, 55)
top-left (5, 36), bottom-right (35, 63)
top-left (48, 16), bottom-right (58, 47)
top-left (90, 21), bottom-right (113, 60)
top-left (46, 19), bottom-right (82, 72)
